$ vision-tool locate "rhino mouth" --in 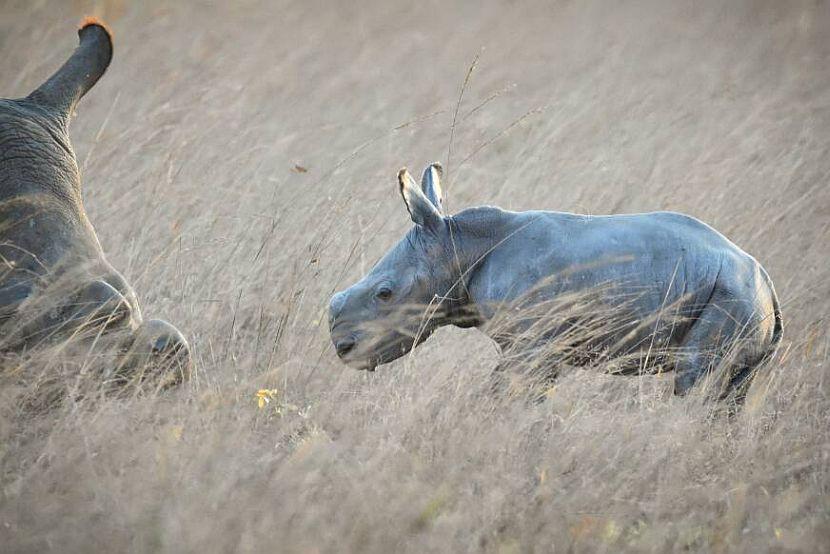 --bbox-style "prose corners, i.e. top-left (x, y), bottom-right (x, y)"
top-left (346, 334), bottom-right (430, 372)
top-left (336, 335), bottom-right (402, 371)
